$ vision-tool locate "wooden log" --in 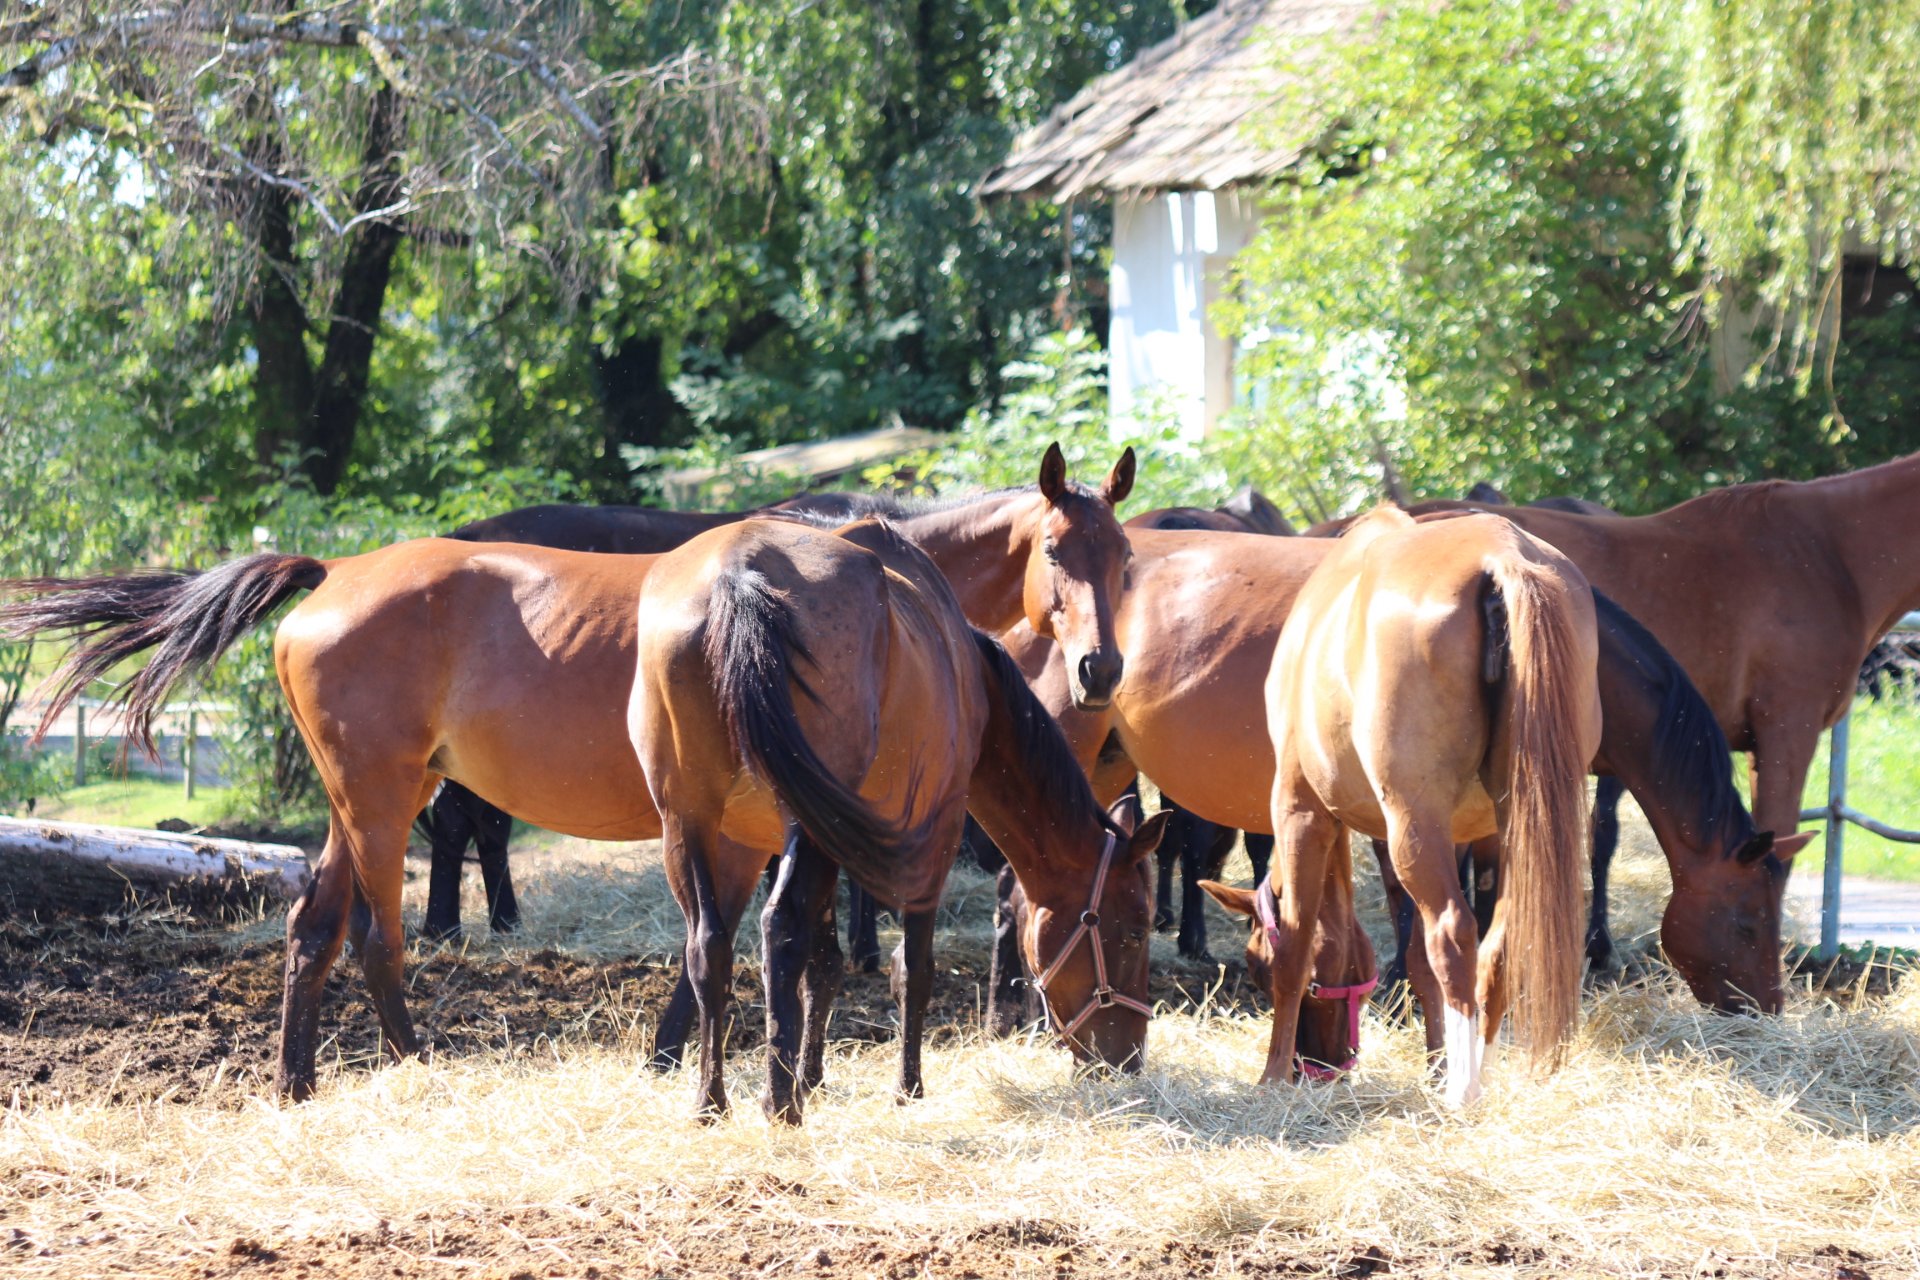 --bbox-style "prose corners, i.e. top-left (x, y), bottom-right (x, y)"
top-left (0, 816), bottom-right (310, 916)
